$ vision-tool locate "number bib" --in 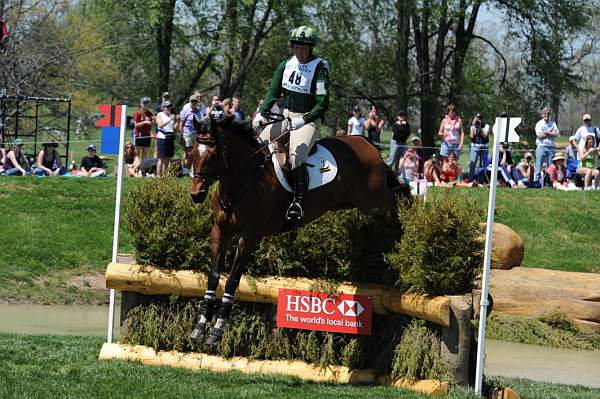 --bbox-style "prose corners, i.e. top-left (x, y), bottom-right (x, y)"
top-left (281, 56), bottom-right (322, 94)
